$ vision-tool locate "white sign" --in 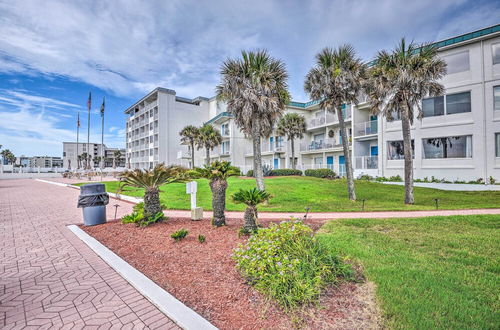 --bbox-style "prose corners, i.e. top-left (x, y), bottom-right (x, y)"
top-left (186, 181), bottom-right (197, 209)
